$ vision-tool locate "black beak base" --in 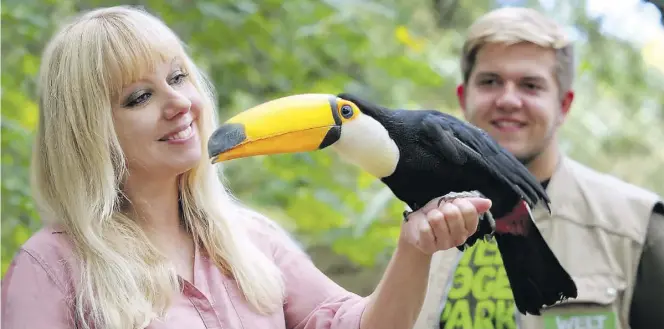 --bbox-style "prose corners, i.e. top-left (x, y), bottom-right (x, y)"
top-left (207, 123), bottom-right (247, 159)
